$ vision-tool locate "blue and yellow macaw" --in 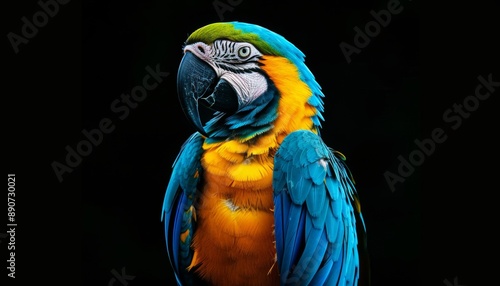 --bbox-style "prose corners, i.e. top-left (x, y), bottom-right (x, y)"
top-left (162, 22), bottom-right (369, 286)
